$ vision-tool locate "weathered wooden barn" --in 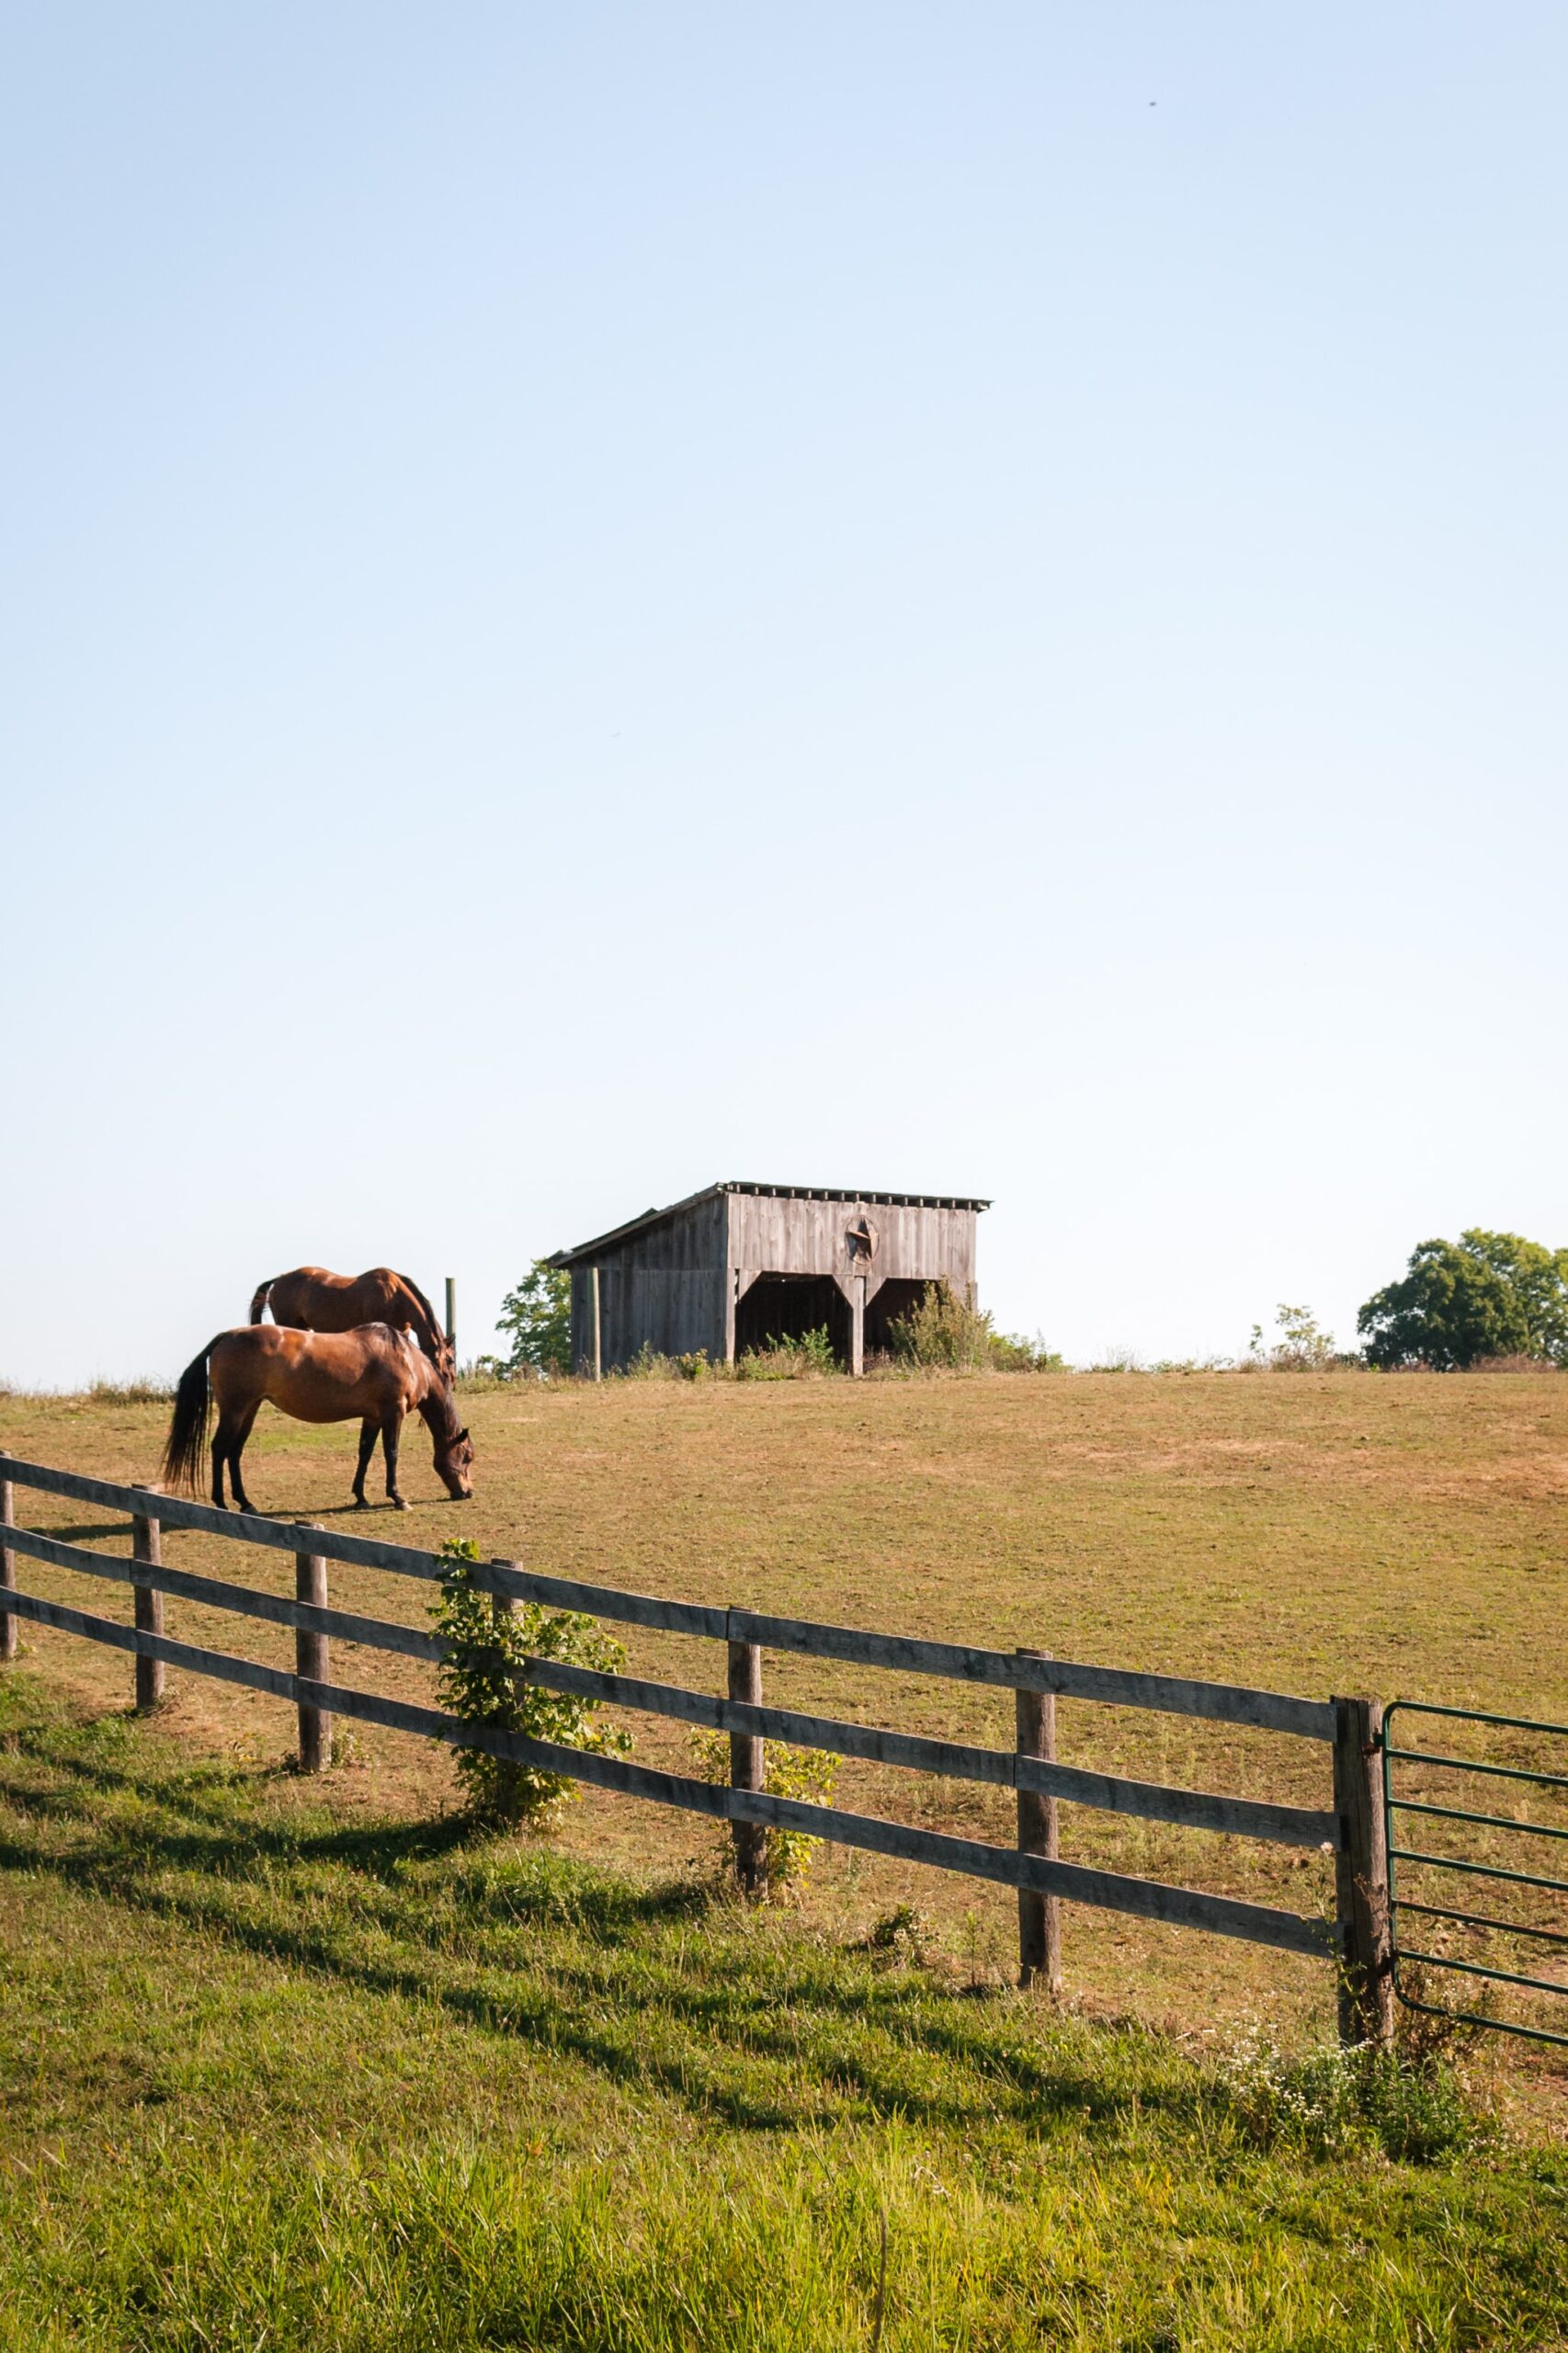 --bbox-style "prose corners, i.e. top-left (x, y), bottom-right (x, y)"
top-left (547, 1181), bottom-right (990, 1377)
